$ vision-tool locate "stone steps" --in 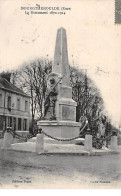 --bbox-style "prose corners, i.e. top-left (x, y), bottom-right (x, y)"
top-left (10, 142), bottom-right (120, 155)
top-left (11, 142), bottom-right (36, 152)
top-left (11, 142), bottom-right (85, 153)
top-left (28, 136), bottom-right (85, 145)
